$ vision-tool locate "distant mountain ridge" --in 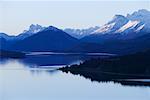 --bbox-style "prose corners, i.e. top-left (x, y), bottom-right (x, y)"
top-left (0, 9), bottom-right (150, 55)
top-left (0, 24), bottom-right (45, 43)
top-left (17, 24), bottom-right (45, 40)
top-left (1, 9), bottom-right (149, 41)
top-left (64, 26), bottom-right (99, 39)
top-left (82, 9), bottom-right (150, 43)
top-left (10, 26), bottom-right (80, 52)
top-left (94, 9), bottom-right (150, 34)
